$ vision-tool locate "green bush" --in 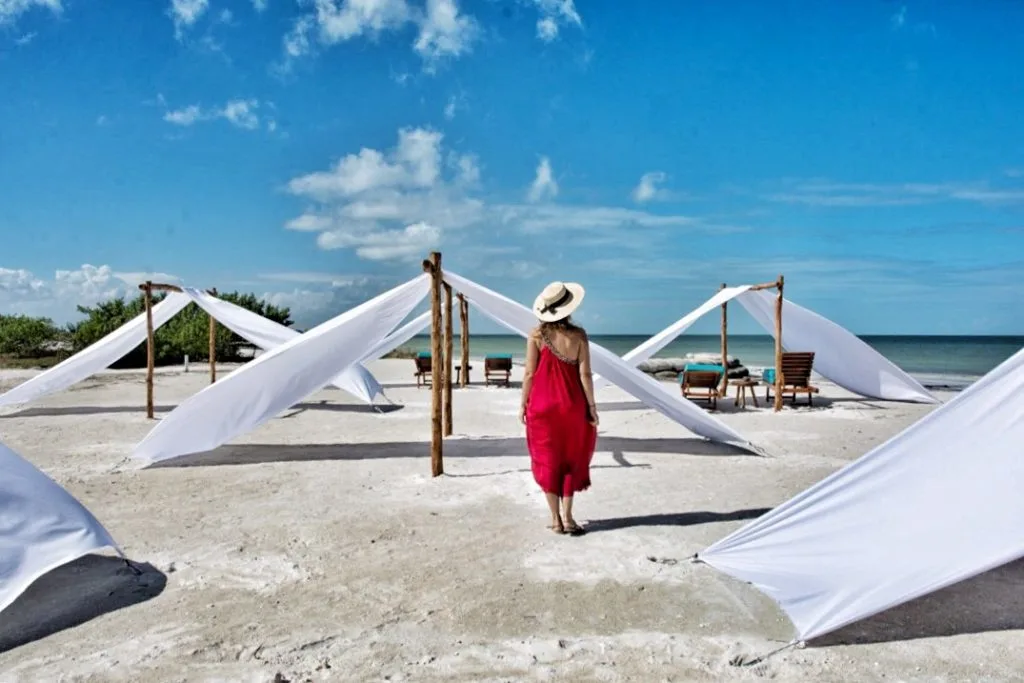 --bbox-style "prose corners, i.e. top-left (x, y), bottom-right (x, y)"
top-left (65, 290), bottom-right (293, 368)
top-left (0, 314), bottom-right (63, 358)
